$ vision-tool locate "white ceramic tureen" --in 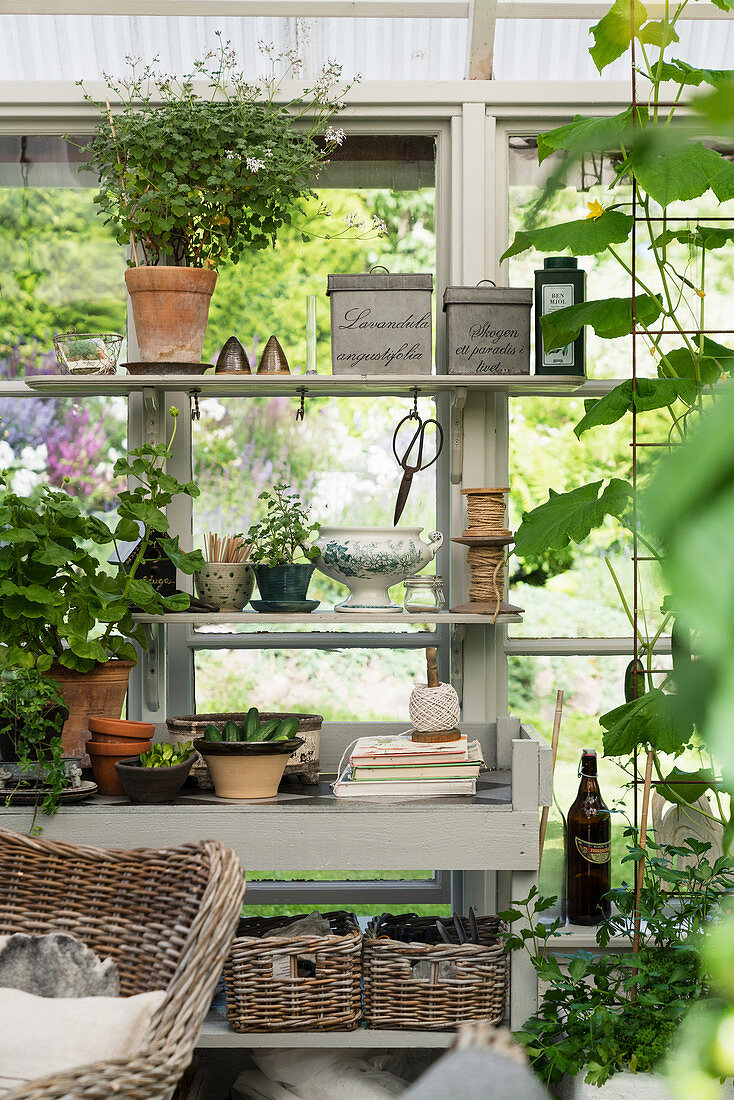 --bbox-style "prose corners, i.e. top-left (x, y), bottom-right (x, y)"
top-left (314, 527), bottom-right (443, 612)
